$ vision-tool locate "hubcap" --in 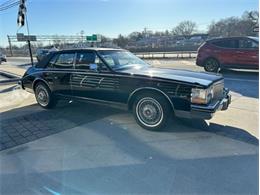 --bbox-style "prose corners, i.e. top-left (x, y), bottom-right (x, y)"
top-left (36, 86), bottom-right (49, 106)
top-left (136, 97), bottom-right (163, 127)
top-left (205, 59), bottom-right (218, 72)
